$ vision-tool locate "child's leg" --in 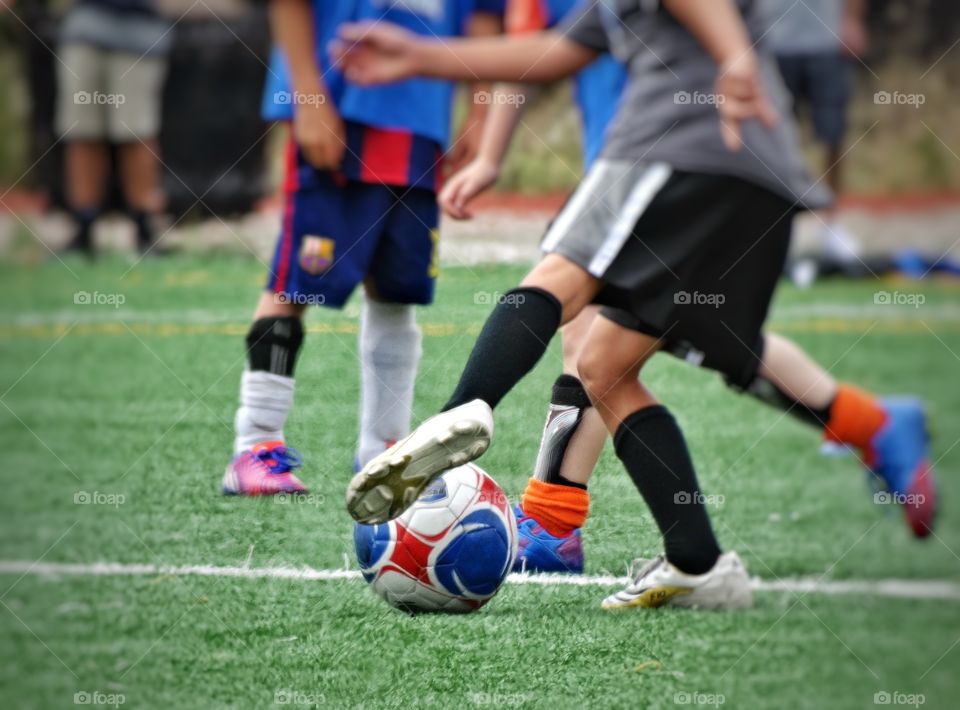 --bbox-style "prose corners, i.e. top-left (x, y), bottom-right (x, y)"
top-left (734, 332), bottom-right (935, 536)
top-left (233, 293), bottom-right (306, 454)
top-left (749, 333), bottom-right (886, 451)
top-left (578, 314), bottom-right (722, 575)
top-left (356, 295), bottom-right (422, 468)
top-left (443, 253), bottom-right (601, 411)
top-left (348, 255), bottom-right (601, 523)
top-left (519, 307), bottom-right (605, 542)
